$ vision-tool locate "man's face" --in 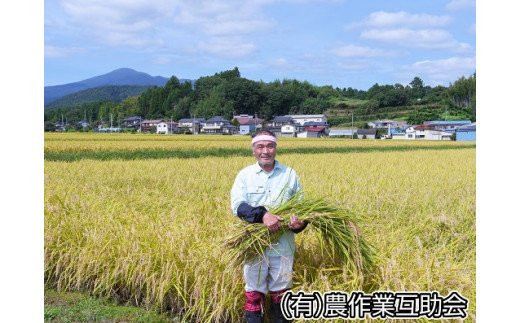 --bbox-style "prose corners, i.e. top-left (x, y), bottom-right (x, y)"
top-left (253, 140), bottom-right (277, 167)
